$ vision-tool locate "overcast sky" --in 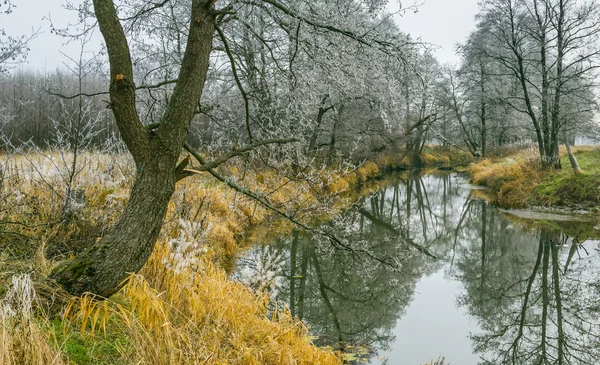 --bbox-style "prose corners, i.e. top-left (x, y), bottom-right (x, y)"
top-left (2, 0), bottom-right (480, 71)
top-left (390, 0), bottom-right (480, 65)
